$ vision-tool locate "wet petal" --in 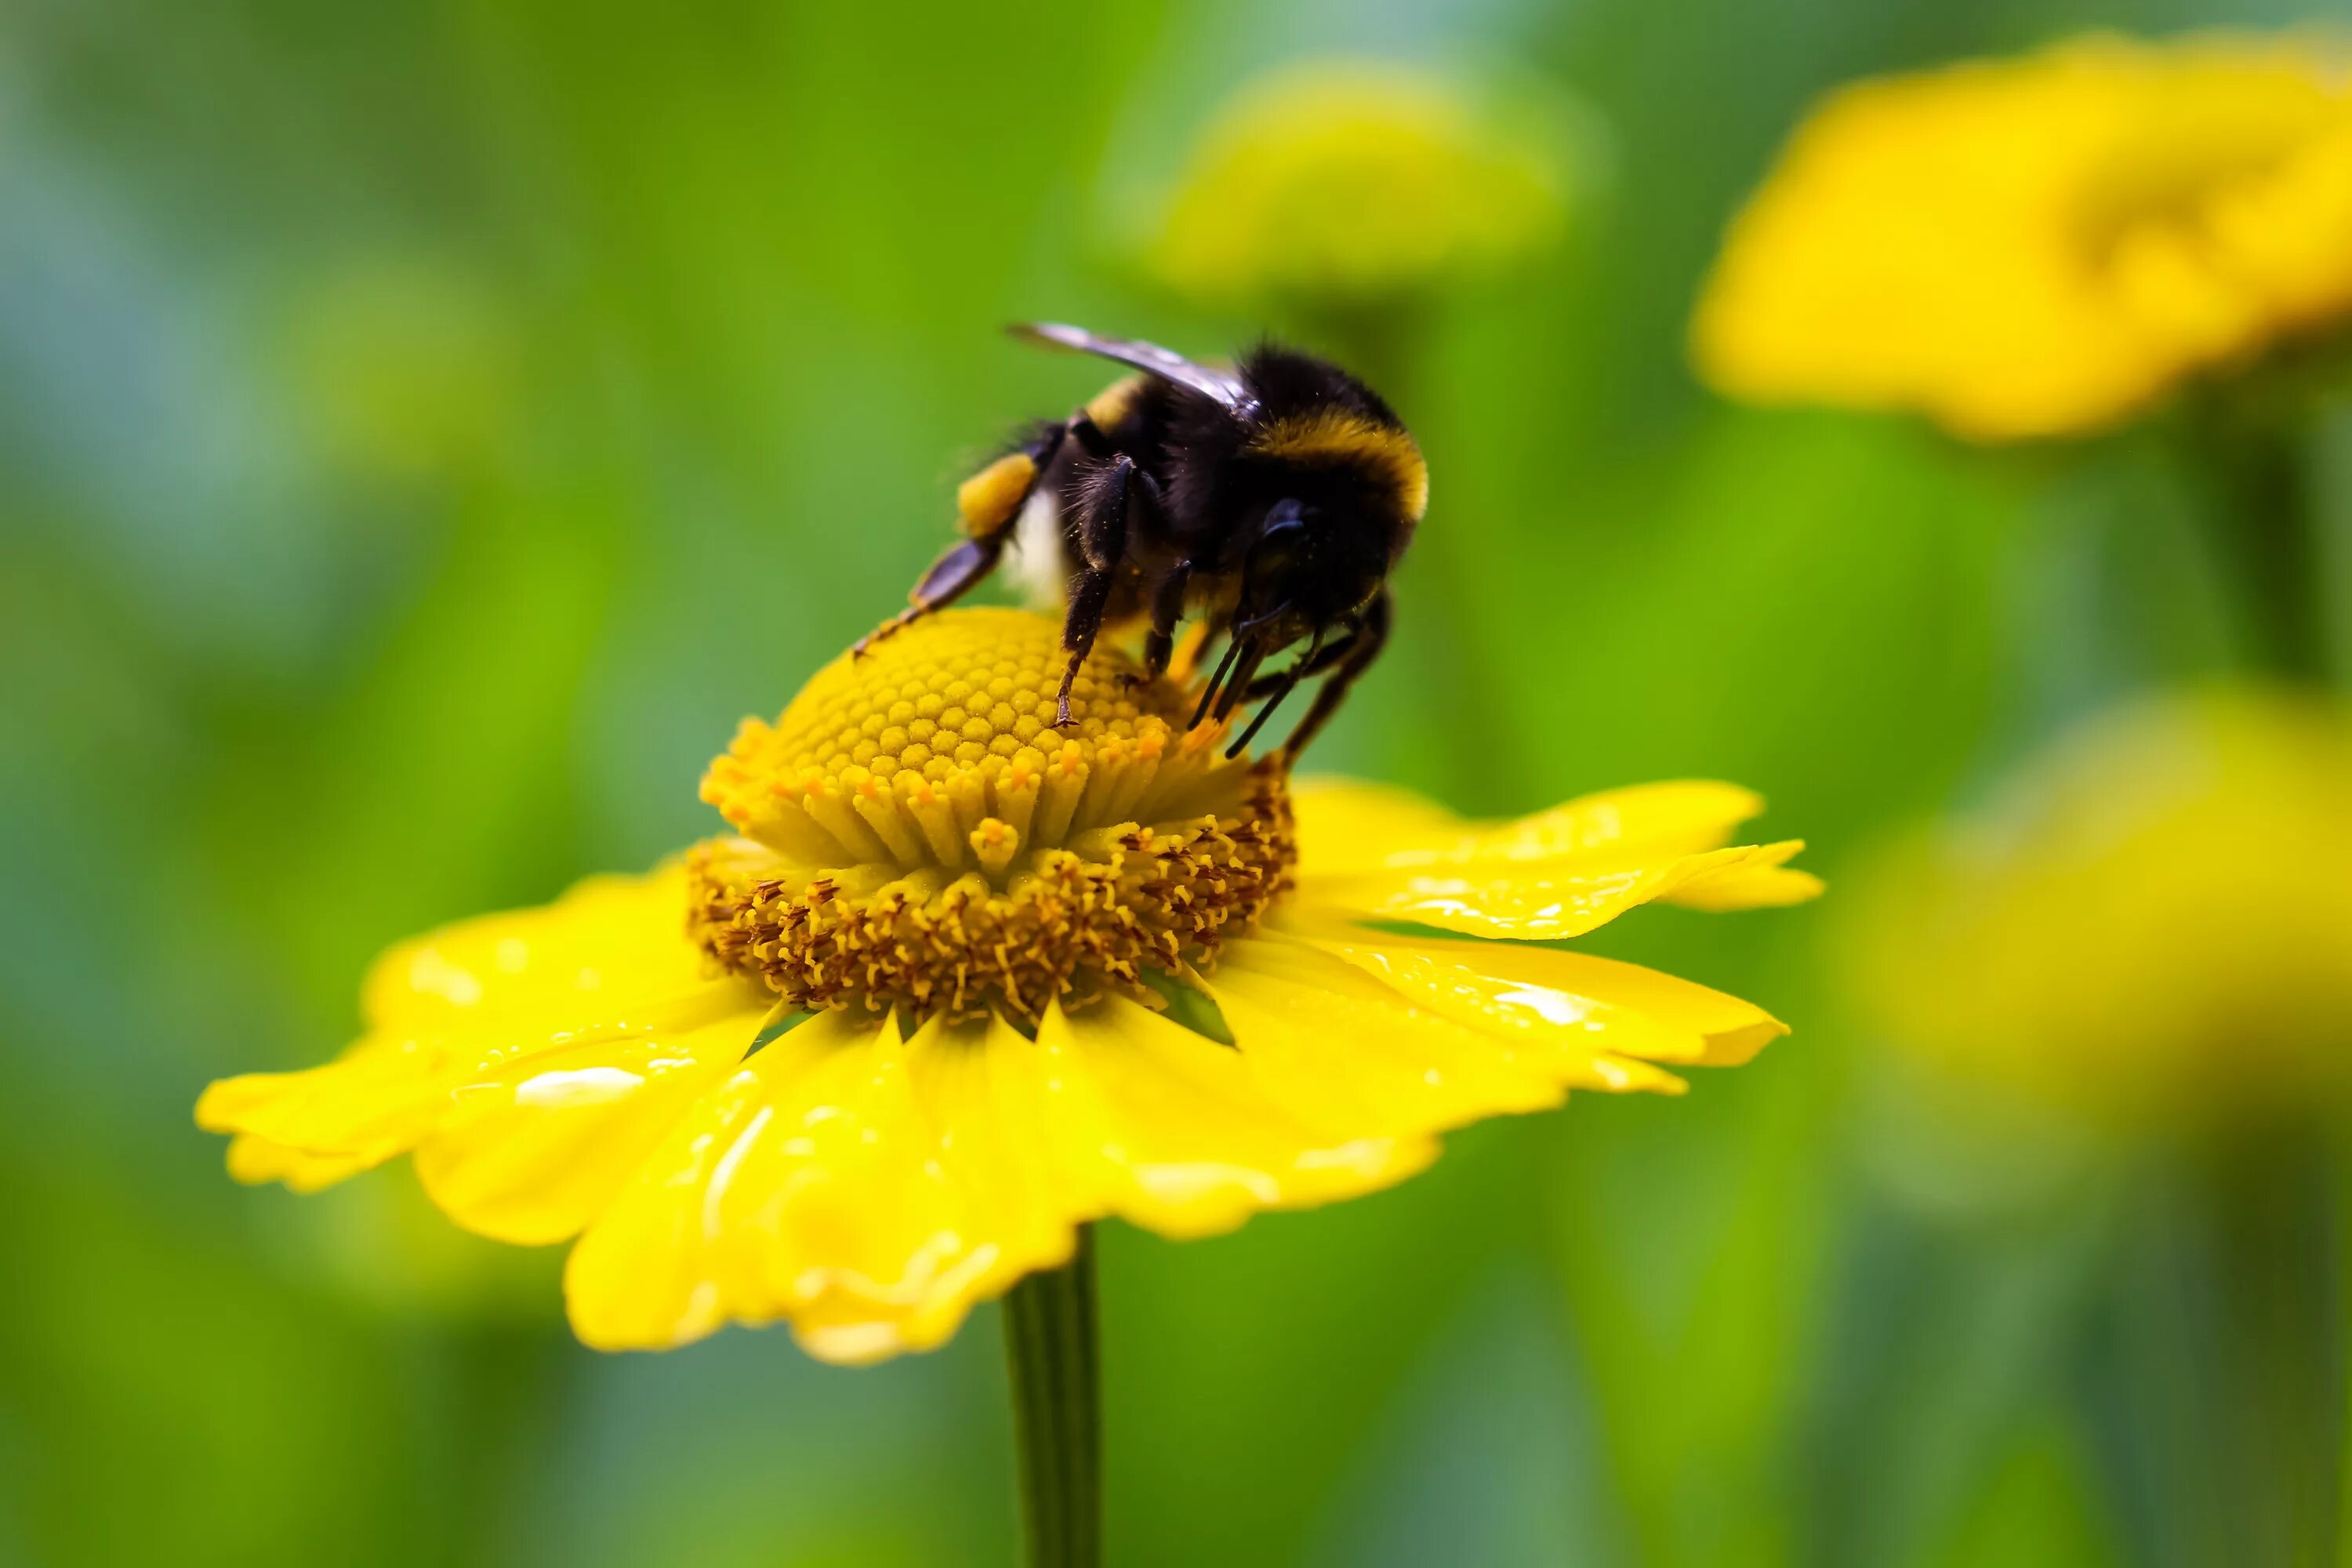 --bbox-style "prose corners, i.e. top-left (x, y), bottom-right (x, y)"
top-left (1307, 839), bottom-right (1815, 940)
top-left (1664, 846), bottom-right (1826, 911)
top-left (225, 1134), bottom-right (378, 1193)
top-left (561, 989), bottom-right (1454, 1357)
top-left (198, 1034), bottom-right (460, 1173)
top-left (1298, 778), bottom-right (1769, 881)
top-left (414, 1011), bottom-right (767, 1245)
top-left (359, 864), bottom-right (711, 1033)
top-left (198, 862), bottom-right (769, 1192)
top-left (1293, 775), bottom-right (1817, 936)
top-left (565, 1011), bottom-right (993, 1359)
top-left (1290, 777), bottom-right (1472, 876)
top-left (901, 1013), bottom-right (1094, 1279)
top-left (1200, 937), bottom-right (1567, 1138)
top-left (197, 978), bottom-right (761, 1168)
top-left (1283, 919), bottom-right (1786, 1073)
top-left (1042, 994), bottom-right (1436, 1237)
